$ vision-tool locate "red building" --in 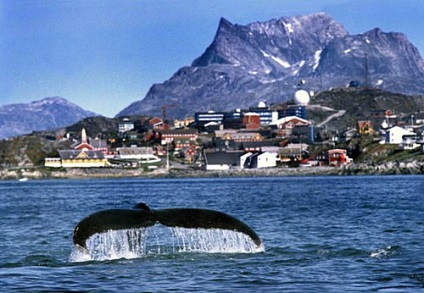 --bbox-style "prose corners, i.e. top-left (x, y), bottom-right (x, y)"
top-left (328, 149), bottom-right (352, 166)
top-left (73, 128), bottom-right (108, 154)
top-left (160, 129), bottom-right (199, 147)
top-left (243, 113), bottom-right (261, 129)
